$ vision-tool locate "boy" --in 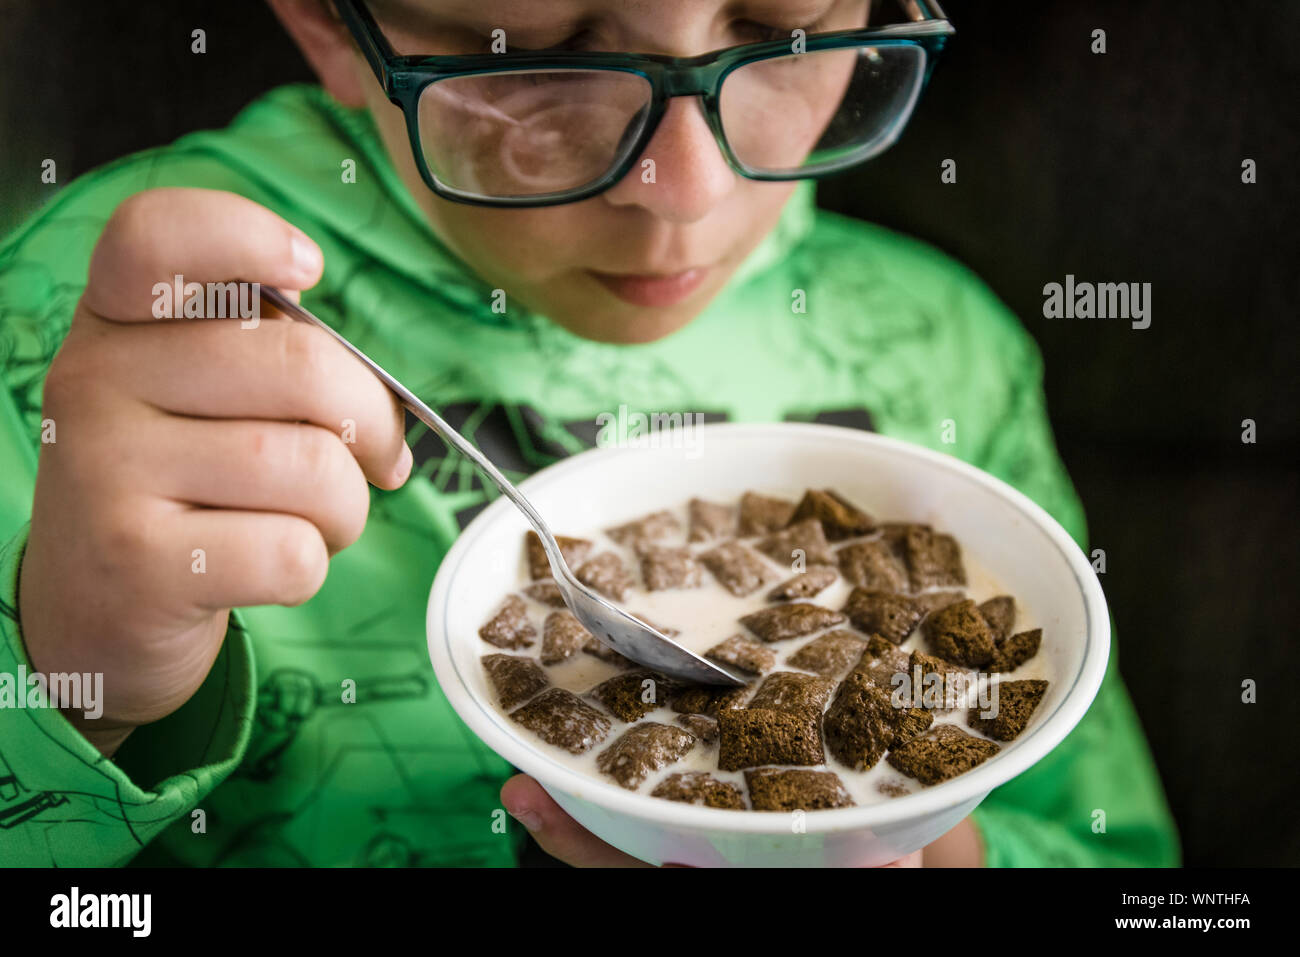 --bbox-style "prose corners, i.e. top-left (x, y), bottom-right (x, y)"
top-left (0, 0), bottom-right (1178, 866)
